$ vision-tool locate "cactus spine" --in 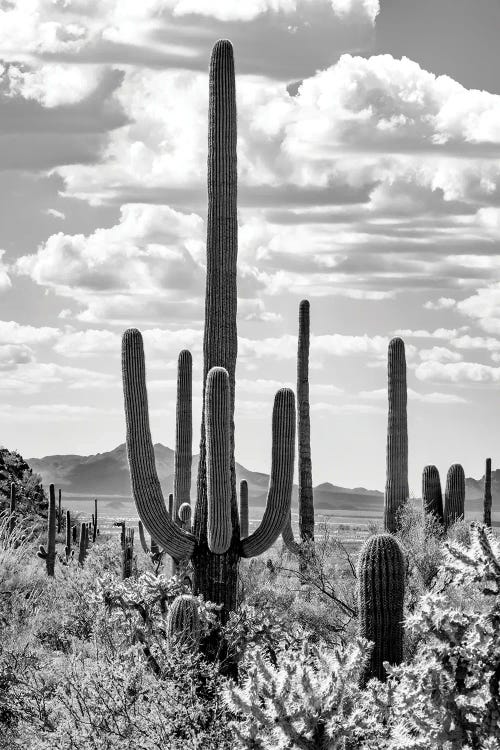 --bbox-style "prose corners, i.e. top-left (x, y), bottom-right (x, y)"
top-left (166, 594), bottom-right (201, 650)
top-left (174, 350), bottom-right (192, 524)
top-left (239, 479), bottom-right (248, 539)
top-left (37, 484), bottom-right (57, 576)
top-left (358, 533), bottom-right (405, 684)
top-left (422, 465), bottom-right (443, 524)
top-left (444, 463), bottom-right (465, 529)
top-left (8, 483), bottom-right (16, 537)
top-left (384, 337), bottom-right (408, 533)
top-left (484, 458), bottom-right (492, 528)
top-left (122, 39), bottom-right (295, 624)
